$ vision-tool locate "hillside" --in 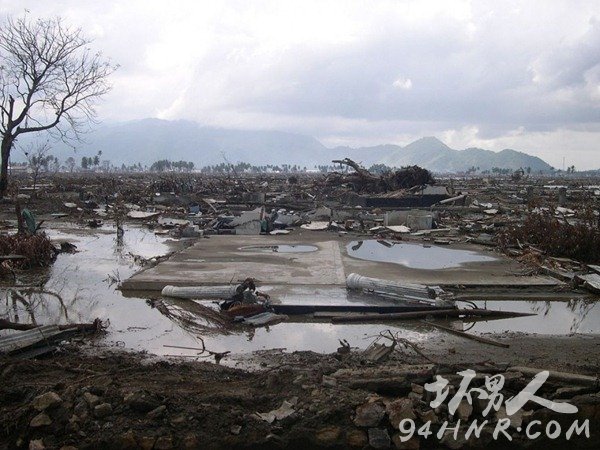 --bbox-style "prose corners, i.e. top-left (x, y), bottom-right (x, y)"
top-left (16, 119), bottom-right (553, 172)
